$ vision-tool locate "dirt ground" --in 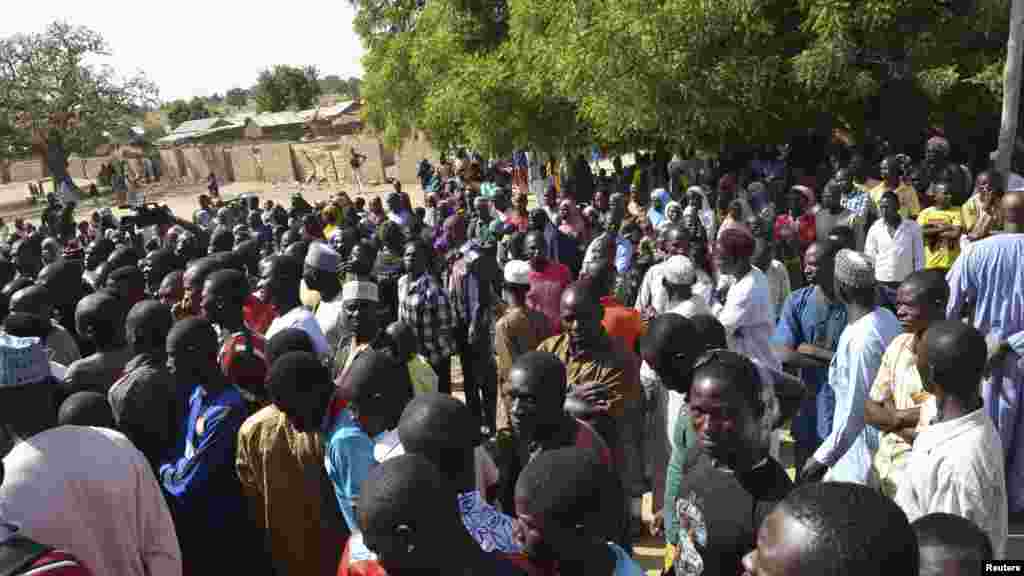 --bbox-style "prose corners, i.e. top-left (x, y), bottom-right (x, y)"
top-left (0, 178), bottom-right (413, 226)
